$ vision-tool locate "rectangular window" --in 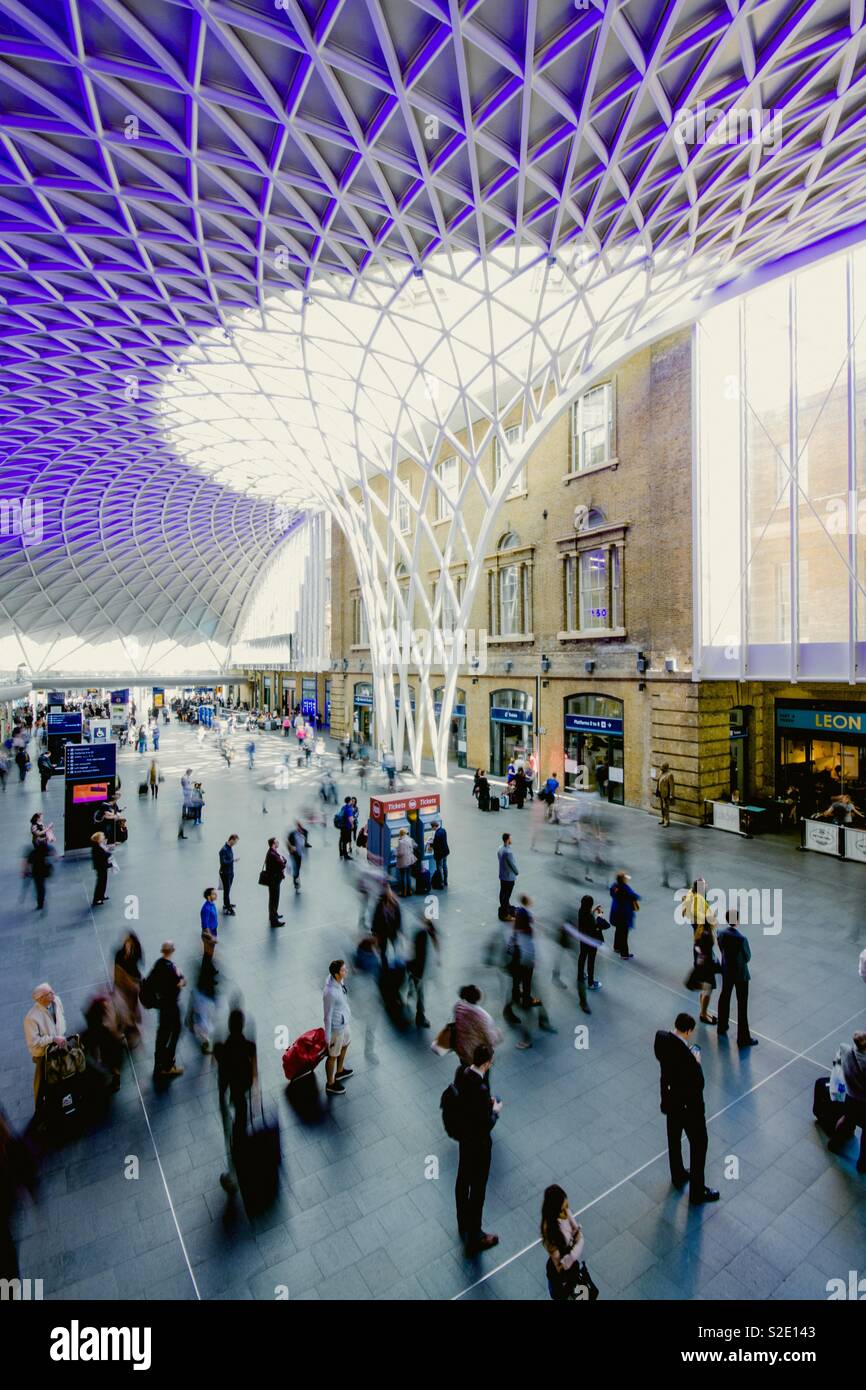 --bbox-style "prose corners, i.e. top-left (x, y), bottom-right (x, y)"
top-left (521, 564), bottom-right (532, 634)
top-left (435, 456), bottom-right (459, 520)
top-left (499, 565), bottom-right (519, 636)
top-left (579, 548), bottom-right (609, 629)
top-left (398, 490), bottom-right (411, 534)
top-left (564, 554), bottom-right (577, 630)
top-left (571, 383), bottom-right (613, 473)
top-left (494, 425), bottom-right (524, 495)
top-left (440, 574), bottom-right (462, 632)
